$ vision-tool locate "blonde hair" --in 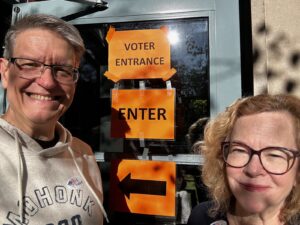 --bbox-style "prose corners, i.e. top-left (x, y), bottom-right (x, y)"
top-left (3, 14), bottom-right (85, 64)
top-left (201, 94), bottom-right (300, 224)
